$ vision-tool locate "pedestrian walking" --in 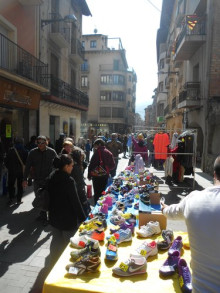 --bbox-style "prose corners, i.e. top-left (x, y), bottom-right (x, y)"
top-left (88, 138), bottom-right (115, 204)
top-left (4, 137), bottom-right (28, 205)
top-left (48, 154), bottom-right (87, 266)
top-left (23, 135), bottom-right (57, 225)
top-left (106, 133), bottom-right (123, 178)
top-left (85, 139), bottom-right (91, 162)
